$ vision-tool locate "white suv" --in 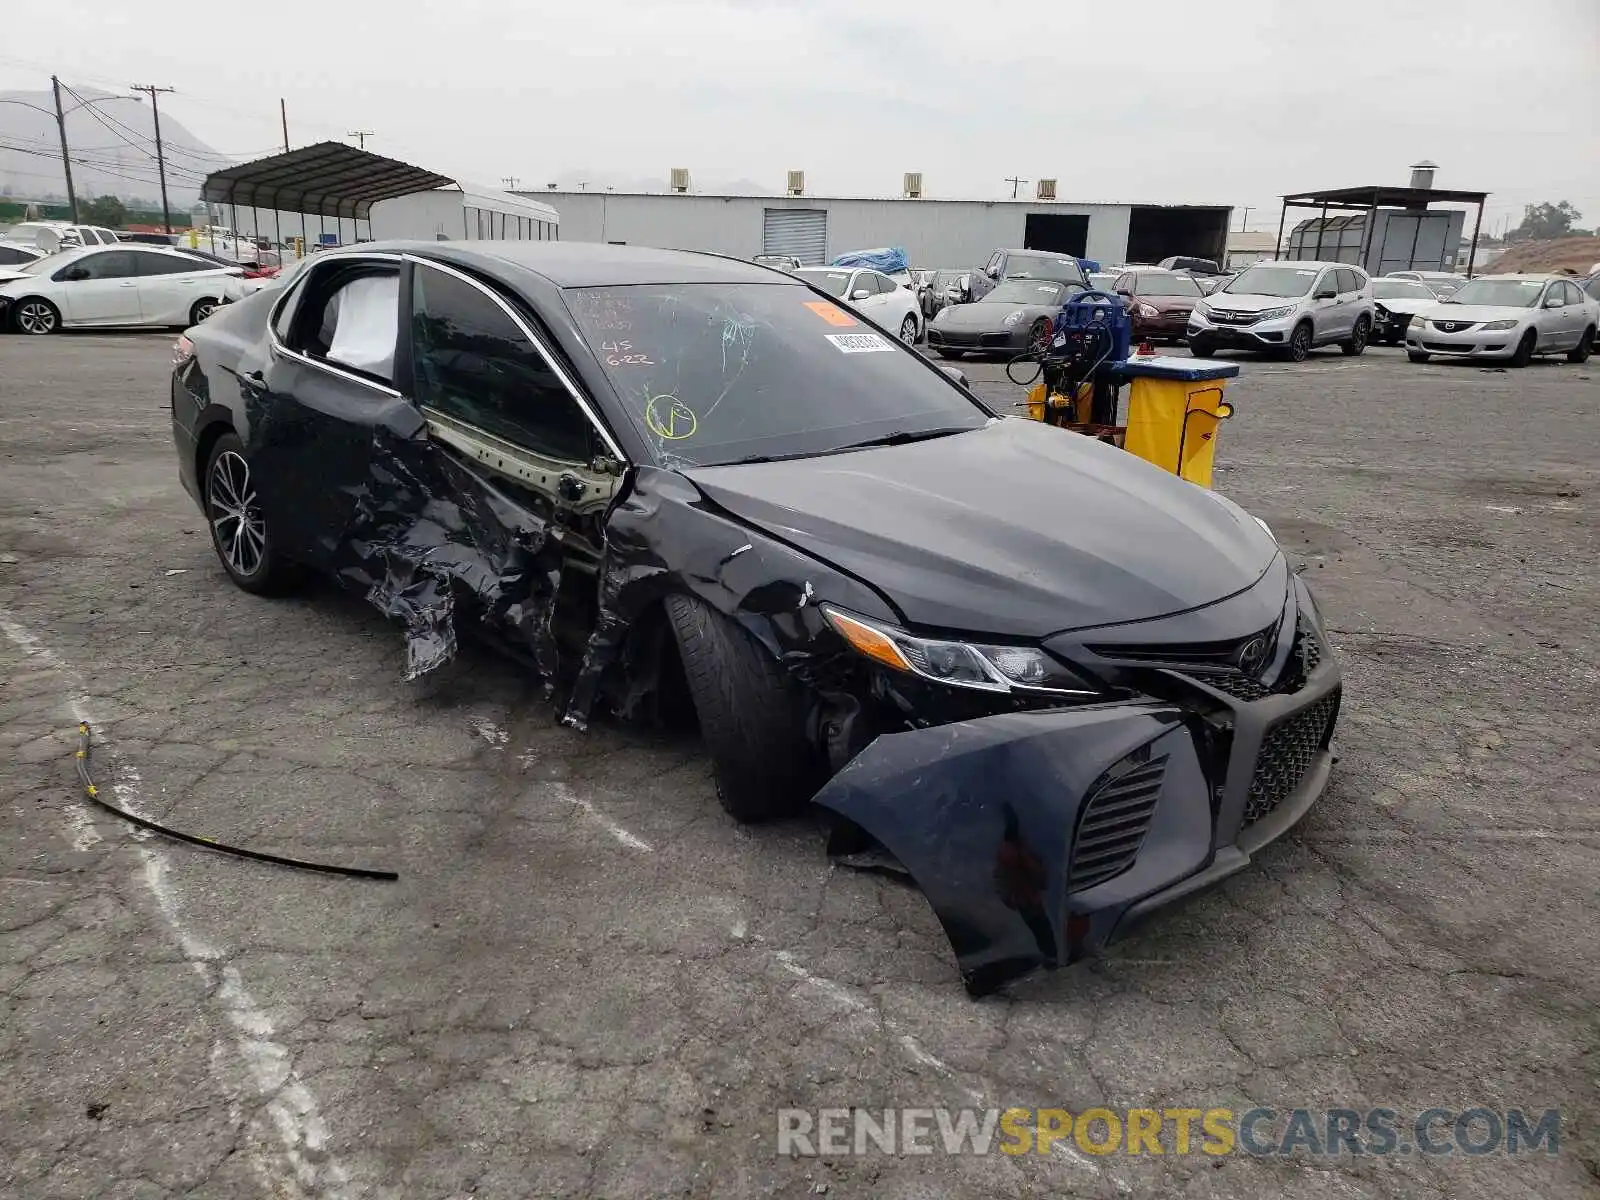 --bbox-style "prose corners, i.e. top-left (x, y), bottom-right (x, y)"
top-left (1187, 261), bottom-right (1376, 362)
